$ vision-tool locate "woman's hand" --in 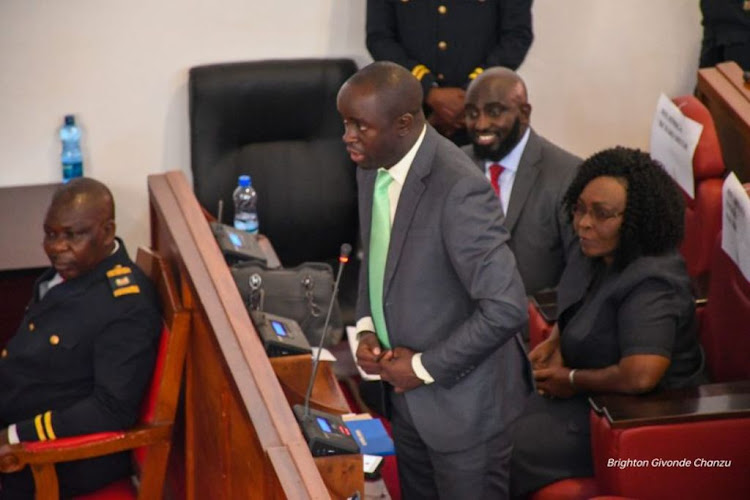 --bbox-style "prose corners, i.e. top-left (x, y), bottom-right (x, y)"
top-left (534, 366), bottom-right (577, 399)
top-left (528, 324), bottom-right (562, 370)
